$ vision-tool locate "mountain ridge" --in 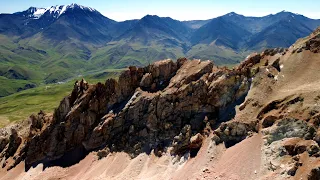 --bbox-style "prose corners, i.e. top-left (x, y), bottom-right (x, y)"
top-left (1, 4), bottom-right (320, 97)
top-left (7, 4), bottom-right (320, 23)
